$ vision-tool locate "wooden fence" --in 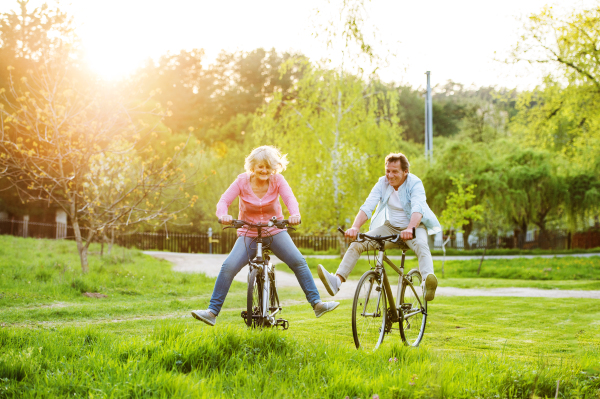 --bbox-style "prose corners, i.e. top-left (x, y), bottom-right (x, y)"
top-left (1, 219), bottom-right (598, 253)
